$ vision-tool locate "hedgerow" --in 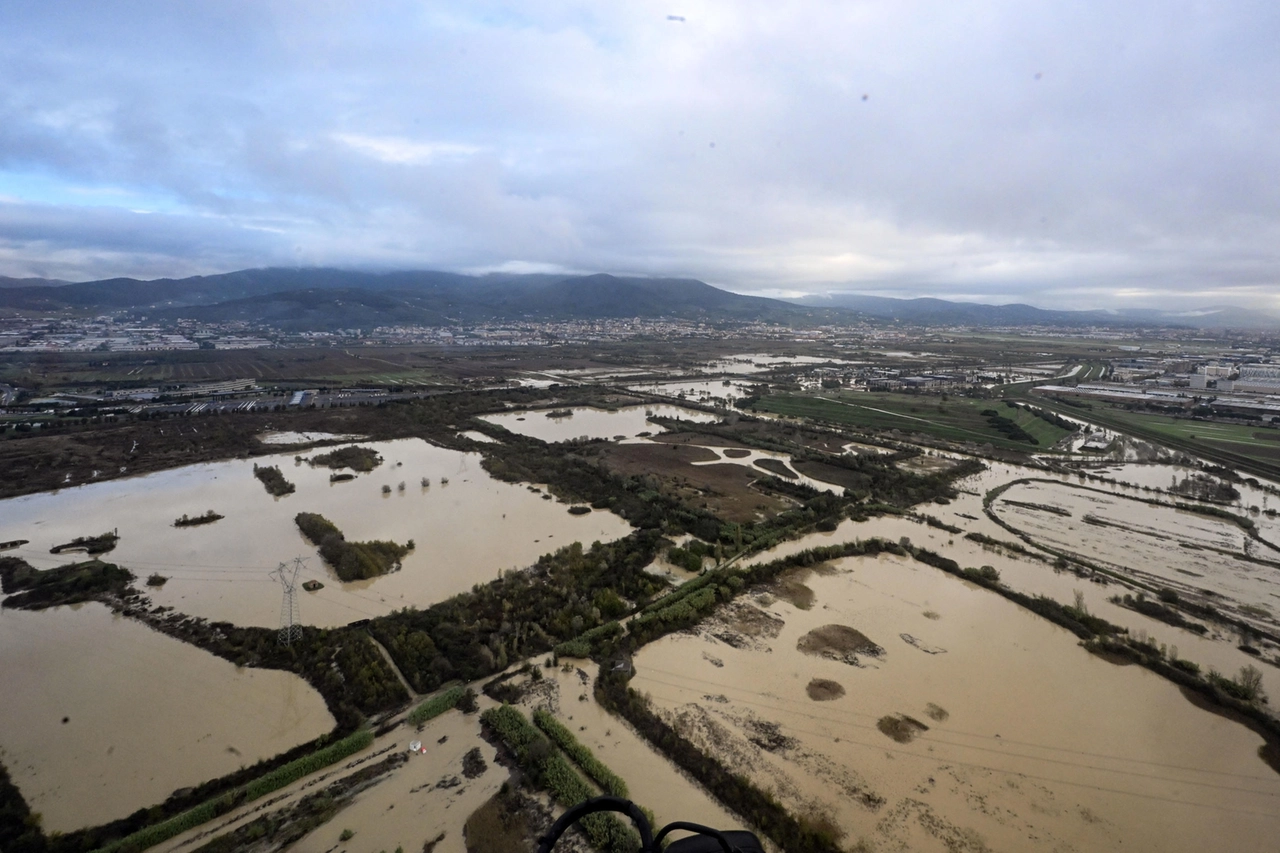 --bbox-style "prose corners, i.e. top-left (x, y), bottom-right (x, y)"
top-left (533, 708), bottom-right (628, 798)
top-left (93, 729), bottom-right (373, 853)
top-left (481, 705), bottom-right (638, 853)
top-left (407, 686), bottom-right (465, 726)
